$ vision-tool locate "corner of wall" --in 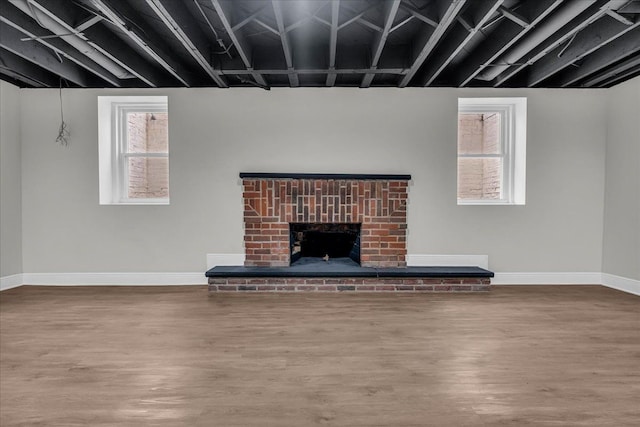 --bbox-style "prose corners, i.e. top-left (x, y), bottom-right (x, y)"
top-left (0, 81), bottom-right (23, 279)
